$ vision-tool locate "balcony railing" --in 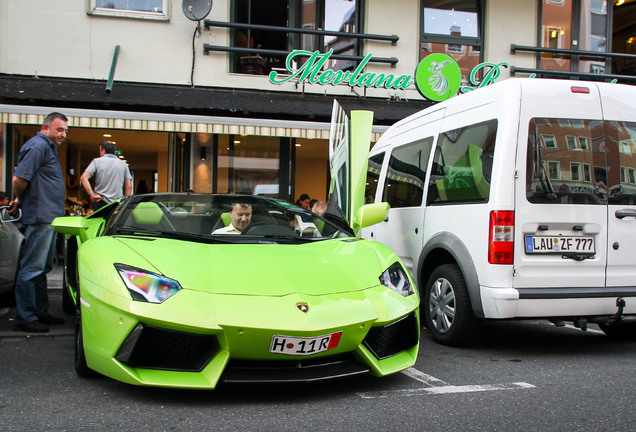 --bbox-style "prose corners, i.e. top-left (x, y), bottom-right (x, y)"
top-left (203, 20), bottom-right (399, 67)
top-left (510, 44), bottom-right (636, 83)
